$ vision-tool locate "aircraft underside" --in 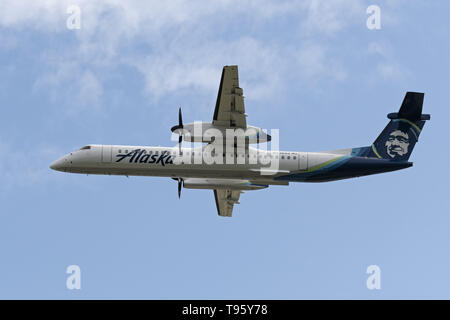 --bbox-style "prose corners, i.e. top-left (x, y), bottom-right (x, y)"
top-left (50, 65), bottom-right (429, 217)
